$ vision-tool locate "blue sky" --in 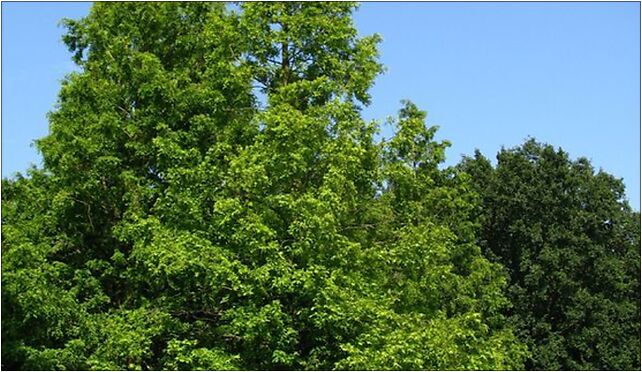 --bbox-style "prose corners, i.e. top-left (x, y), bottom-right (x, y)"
top-left (2, 2), bottom-right (640, 209)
